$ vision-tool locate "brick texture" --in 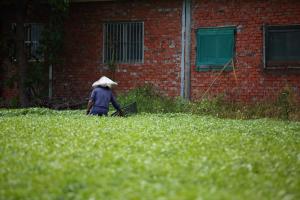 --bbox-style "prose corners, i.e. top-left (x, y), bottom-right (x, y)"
top-left (191, 0), bottom-right (300, 103)
top-left (53, 0), bottom-right (183, 100)
top-left (2, 0), bottom-right (300, 104)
